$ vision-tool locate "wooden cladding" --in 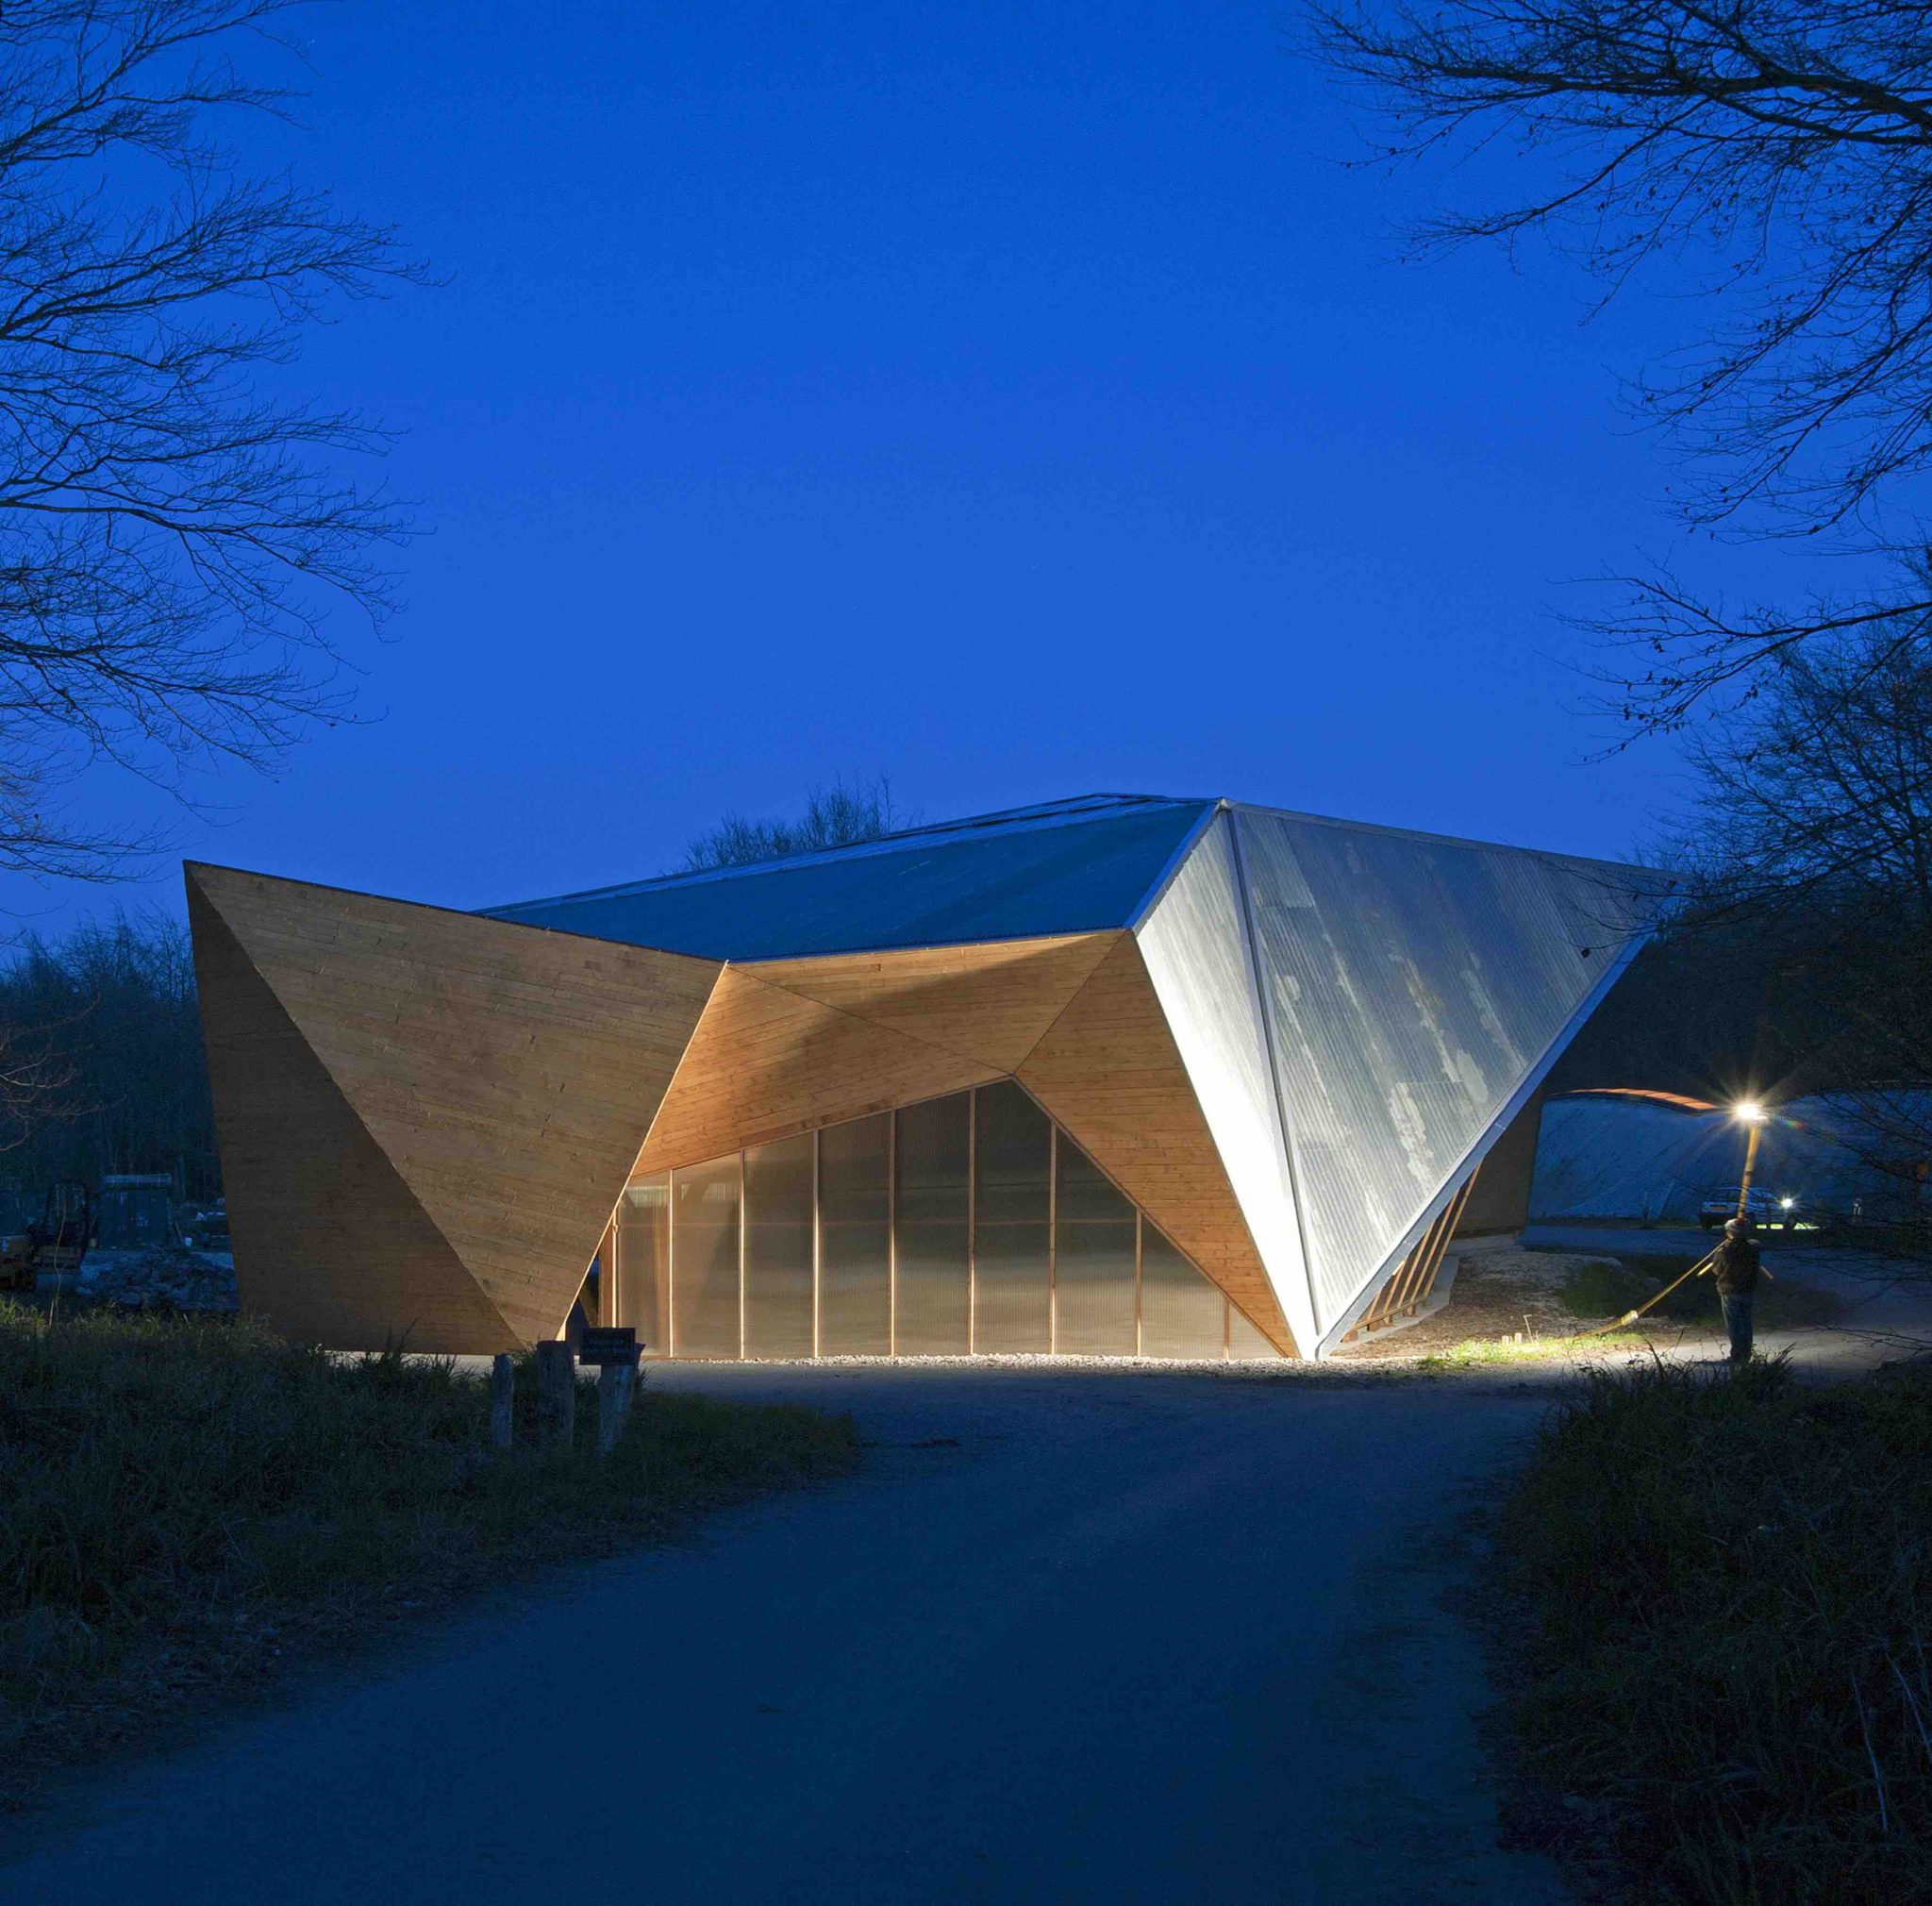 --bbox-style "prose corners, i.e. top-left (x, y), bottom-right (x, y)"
top-left (191, 886), bottom-right (517, 1352)
top-left (1014, 936), bottom-right (1296, 1356)
top-left (741, 932), bottom-right (1119, 1071)
top-left (632, 967), bottom-right (1003, 1179)
top-left (191, 871), bottom-right (1407, 1362)
top-left (1344, 1173), bottom-right (1478, 1342)
top-left (188, 863), bottom-right (721, 1348)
